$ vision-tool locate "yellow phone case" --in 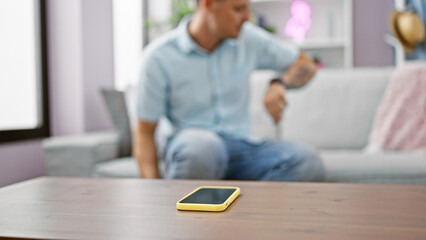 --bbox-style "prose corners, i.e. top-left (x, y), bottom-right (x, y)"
top-left (176, 186), bottom-right (240, 212)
